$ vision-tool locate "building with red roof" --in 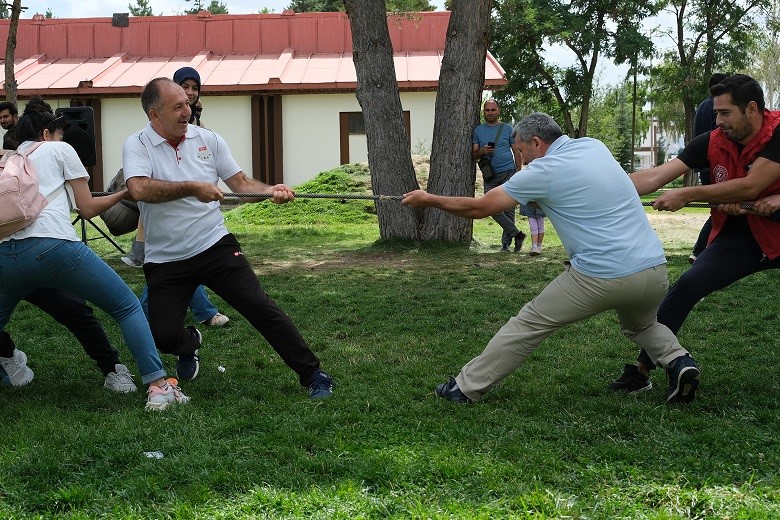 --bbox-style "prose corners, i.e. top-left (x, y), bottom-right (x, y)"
top-left (0, 10), bottom-right (506, 188)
